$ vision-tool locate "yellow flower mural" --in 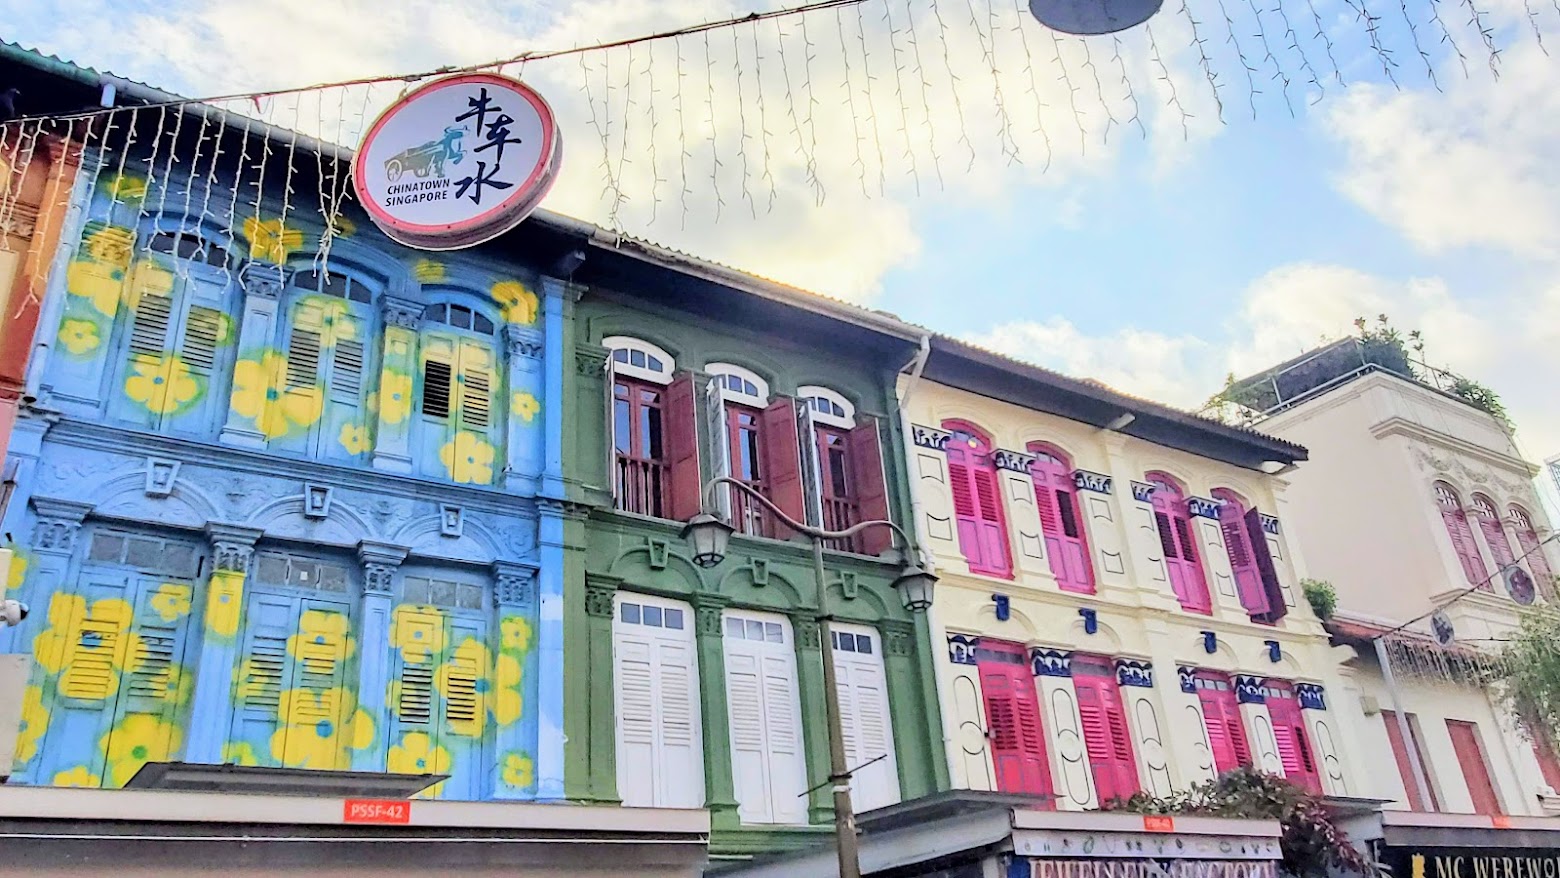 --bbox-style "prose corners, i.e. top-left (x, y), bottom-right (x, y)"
top-left (242, 216), bottom-right (305, 265)
top-left (57, 318), bottom-right (101, 355)
top-left (501, 752), bottom-right (534, 789)
top-left (378, 371), bottom-right (414, 425)
top-left (147, 583), bottom-right (193, 622)
top-left (222, 741), bottom-right (260, 766)
top-left (388, 731), bottom-right (451, 776)
top-left (7, 549), bottom-right (26, 592)
top-left (491, 281), bottom-right (538, 324)
top-left (102, 713), bottom-right (183, 787)
top-left (414, 259), bottom-right (447, 283)
top-left (124, 354), bottom-right (201, 416)
top-left (289, 609), bottom-right (354, 663)
top-left (491, 652), bottom-right (523, 727)
top-left (390, 606), bottom-right (446, 663)
top-left (338, 422), bottom-right (370, 455)
top-left (105, 173), bottom-right (148, 204)
top-left (205, 570), bottom-right (245, 639)
top-left (33, 594), bottom-right (135, 680)
top-left (437, 638), bottom-right (491, 738)
top-left (14, 685), bottom-right (47, 765)
top-left (53, 766), bottom-right (102, 788)
top-left (440, 431), bottom-right (495, 485)
top-left (511, 391), bottom-right (540, 423)
top-left (66, 261), bottom-right (125, 317)
top-left (500, 616), bottom-right (532, 653)
top-left (328, 214), bottom-right (357, 239)
top-left (123, 260), bottom-right (176, 312)
top-left (231, 351), bottom-right (323, 439)
top-left (269, 688), bottom-right (373, 769)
